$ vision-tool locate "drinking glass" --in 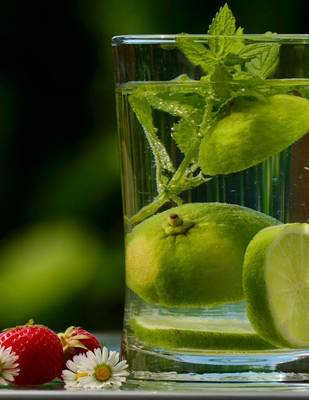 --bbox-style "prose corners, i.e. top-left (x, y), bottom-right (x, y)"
top-left (112, 34), bottom-right (309, 383)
